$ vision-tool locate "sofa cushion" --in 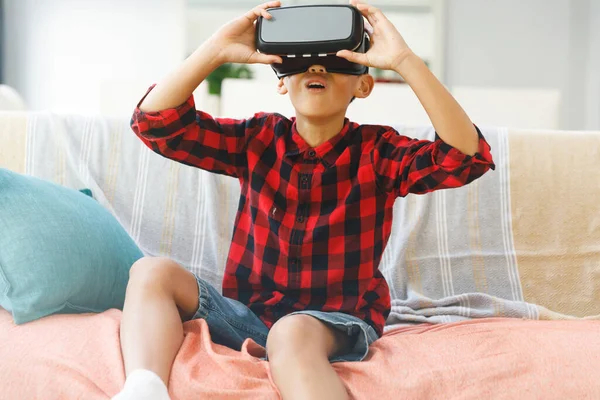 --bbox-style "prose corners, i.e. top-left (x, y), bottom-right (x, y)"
top-left (0, 168), bottom-right (143, 324)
